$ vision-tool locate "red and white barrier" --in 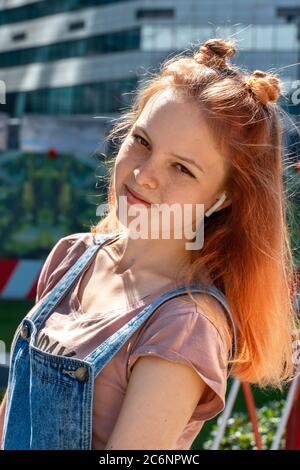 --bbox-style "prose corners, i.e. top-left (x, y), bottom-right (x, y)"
top-left (0, 258), bottom-right (44, 300)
